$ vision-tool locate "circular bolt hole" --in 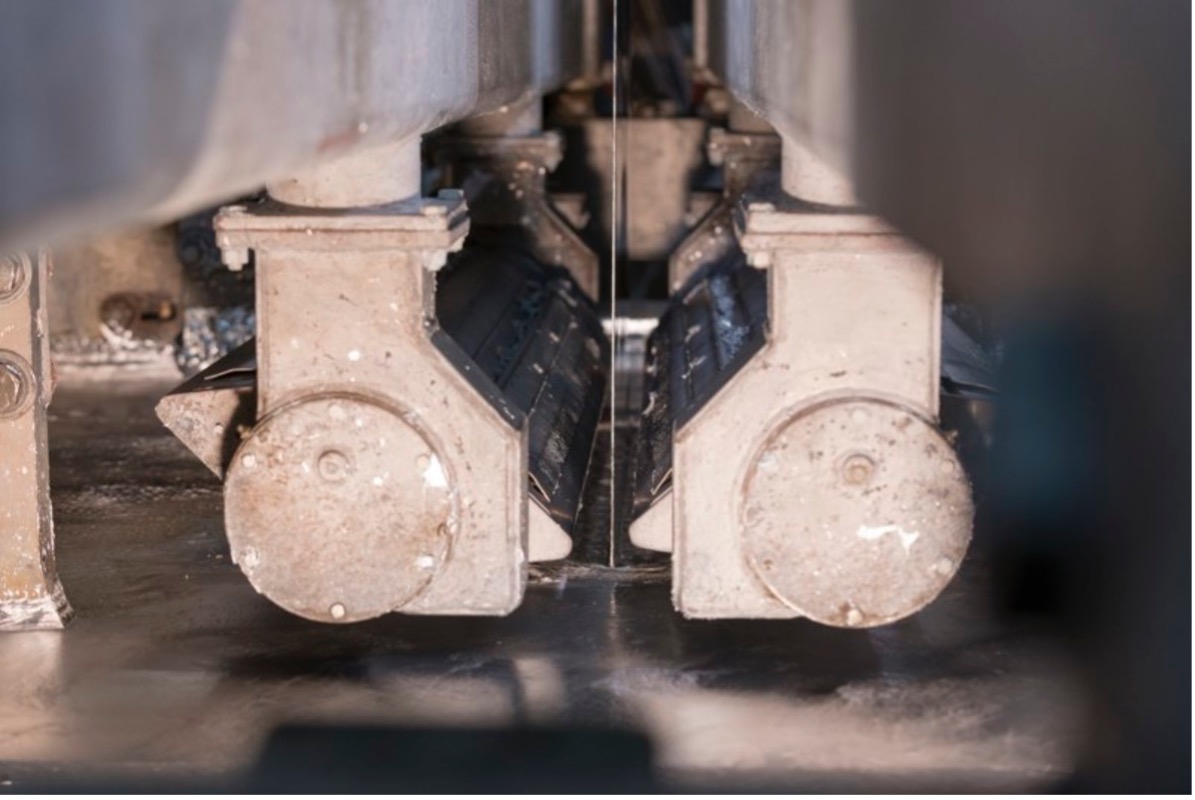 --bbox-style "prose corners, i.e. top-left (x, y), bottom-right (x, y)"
top-left (841, 454), bottom-right (876, 485)
top-left (317, 449), bottom-right (351, 483)
top-left (0, 254), bottom-right (29, 304)
top-left (0, 352), bottom-right (33, 418)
